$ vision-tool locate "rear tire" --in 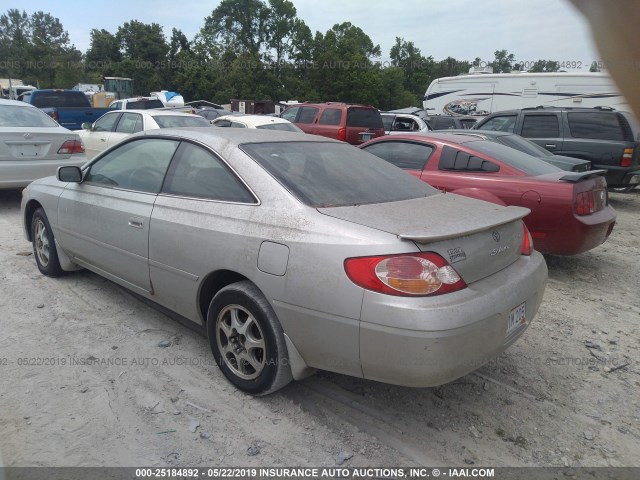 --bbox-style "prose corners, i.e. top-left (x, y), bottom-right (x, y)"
top-left (207, 281), bottom-right (292, 395)
top-left (31, 208), bottom-right (63, 277)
